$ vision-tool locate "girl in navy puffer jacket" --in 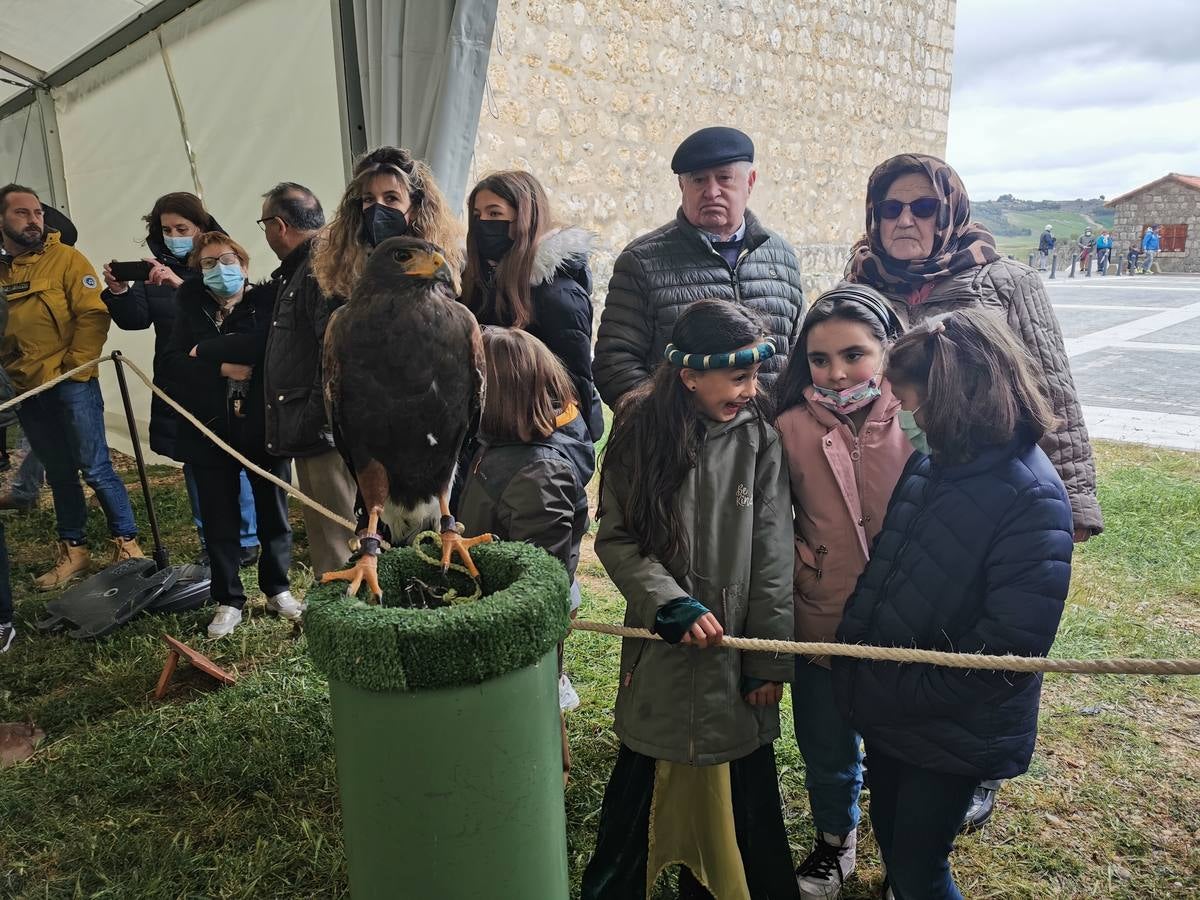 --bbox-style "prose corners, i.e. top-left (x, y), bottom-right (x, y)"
top-left (833, 308), bottom-right (1073, 900)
